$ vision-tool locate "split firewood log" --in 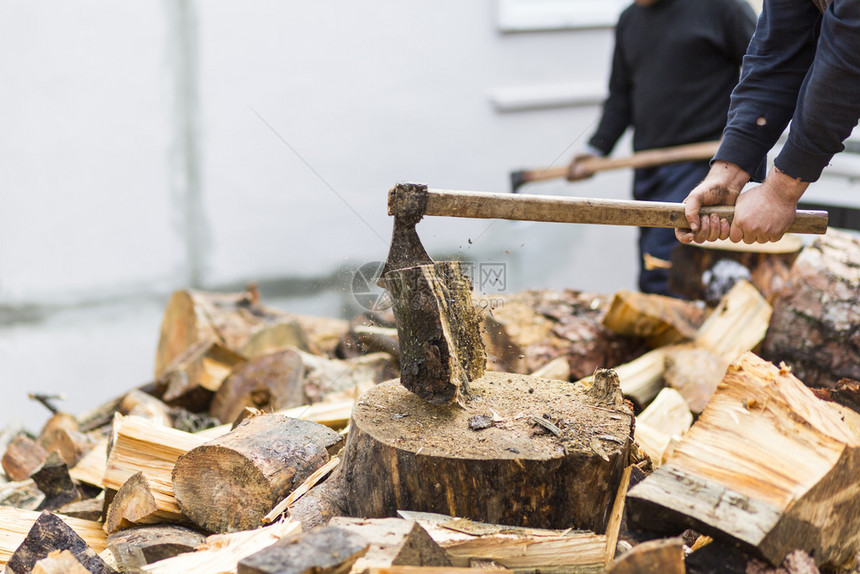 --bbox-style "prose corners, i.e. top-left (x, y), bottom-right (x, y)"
top-left (668, 235), bottom-right (802, 304)
top-left (342, 368), bottom-right (633, 532)
top-left (663, 344), bottom-right (729, 414)
top-left (154, 287), bottom-right (309, 379)
top-left (237, 526), bottom-right (369, 574)
top-left (155, 340), bottom-right (246, 412)
top-left (605, 537), bottom-right (685, 574)
top-left (397, 510), bottom-right (608, 571)
top-left (762, 228), bottom-right (860, 388)
top-left (31, 452), bottom-right (81, 511)
top-left (31, 549), bottom-right (92, 574)
top-left (0, 480), bottom-right (44, 511)
top-left (382, 261), bottom-right (485, 405)
top-left (2, 435), bottom-right (49, 482)
top-left (117, 390), bottom-right (173, 427)
top-left (105, 471), bottom-right (185, 534)
top-left (209, 348), bottom-right (305, 424)
top-left (69, 438), bottom-right (109, 489)
top-left (627, 352), bottom-right (860, 568)
top-left (634, 388), bottom-right (693, 466)
top-left (106, 524), bottom-right (207, 572)
top-left (299, 350), bottom-right (397, 404)
top-left (139, 519), bottom-right (301, 574)
top-left (5, 511), bottom-right (114, 574)
top-left (0, 507), bottom-right (106, 569)
top-left (102, 415), bottom-right (207, 525)
top-left (57, 496), bottom-right (104, 521)
top-left (601, 290), bottom-right (707, 348)
top-left (327, 517), bottom-right (451, 571)
top-left (172, 414), bottom-right (343, 533)
top-left (480, 289), bottom-right (647, 379)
